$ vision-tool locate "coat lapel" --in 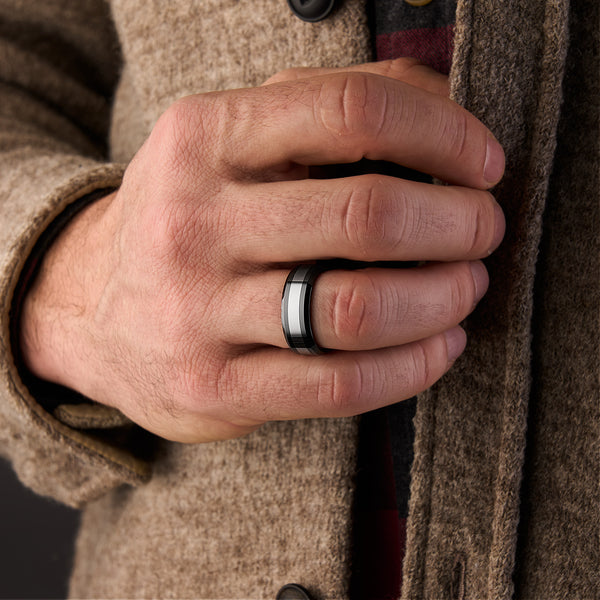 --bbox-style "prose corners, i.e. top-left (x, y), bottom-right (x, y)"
top-left (402, 1), bottom-right (570, 598)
